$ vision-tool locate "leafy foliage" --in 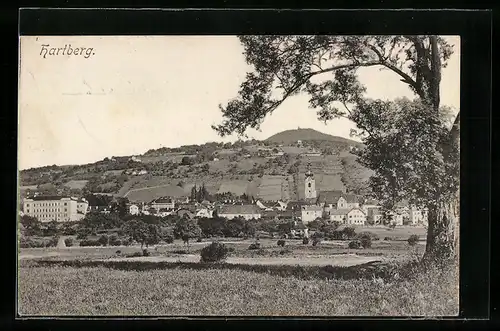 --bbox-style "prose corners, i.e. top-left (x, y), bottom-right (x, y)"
top-left (212, 35), bottom-right (459, 259)
top-left (200, 241), bottom-right (229, 263)
top-left (348, 240), bottom-right (362, 249)
top-left (174, 217), bottom-right (202, 247)
top-left (121, 219), bottom-right (161, 249)
top-left (64, 238), bottom-right (74, 247)
top-left (408, 234), bottom-right (420, 246)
